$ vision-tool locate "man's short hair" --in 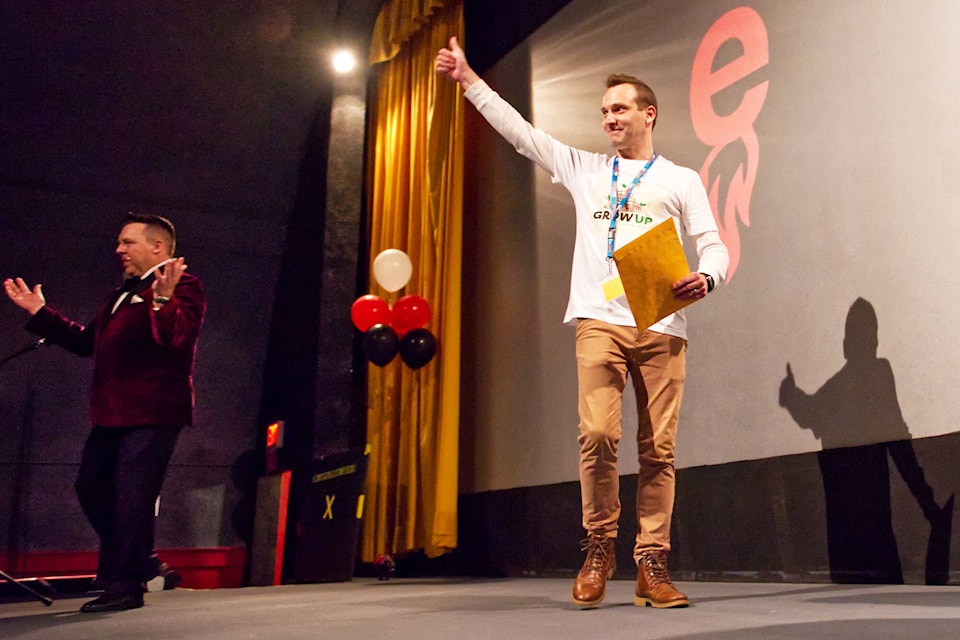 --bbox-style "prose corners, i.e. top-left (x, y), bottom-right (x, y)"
top-left (606, 74), bottom-right (658, 129)
top-left (123, 212), bottom-right (177, 256)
